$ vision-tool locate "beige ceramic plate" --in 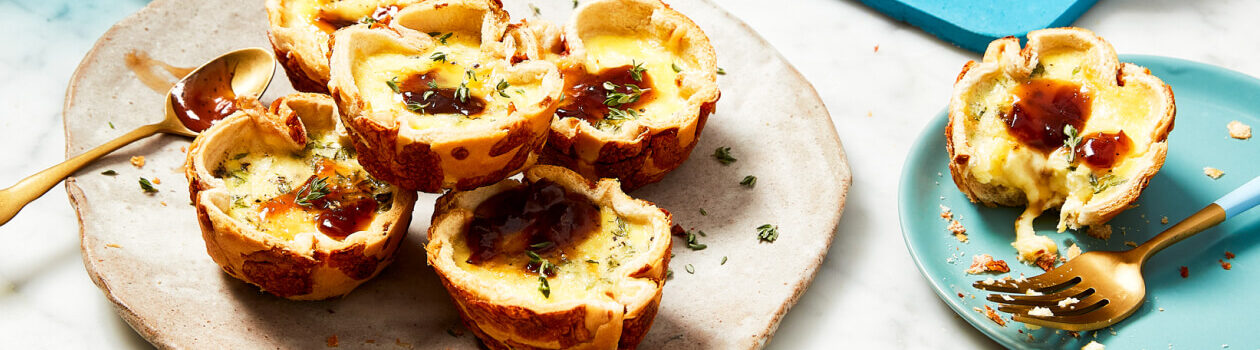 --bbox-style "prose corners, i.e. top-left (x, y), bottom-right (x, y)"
top-left (64, 0), bottom-right (851, 348)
